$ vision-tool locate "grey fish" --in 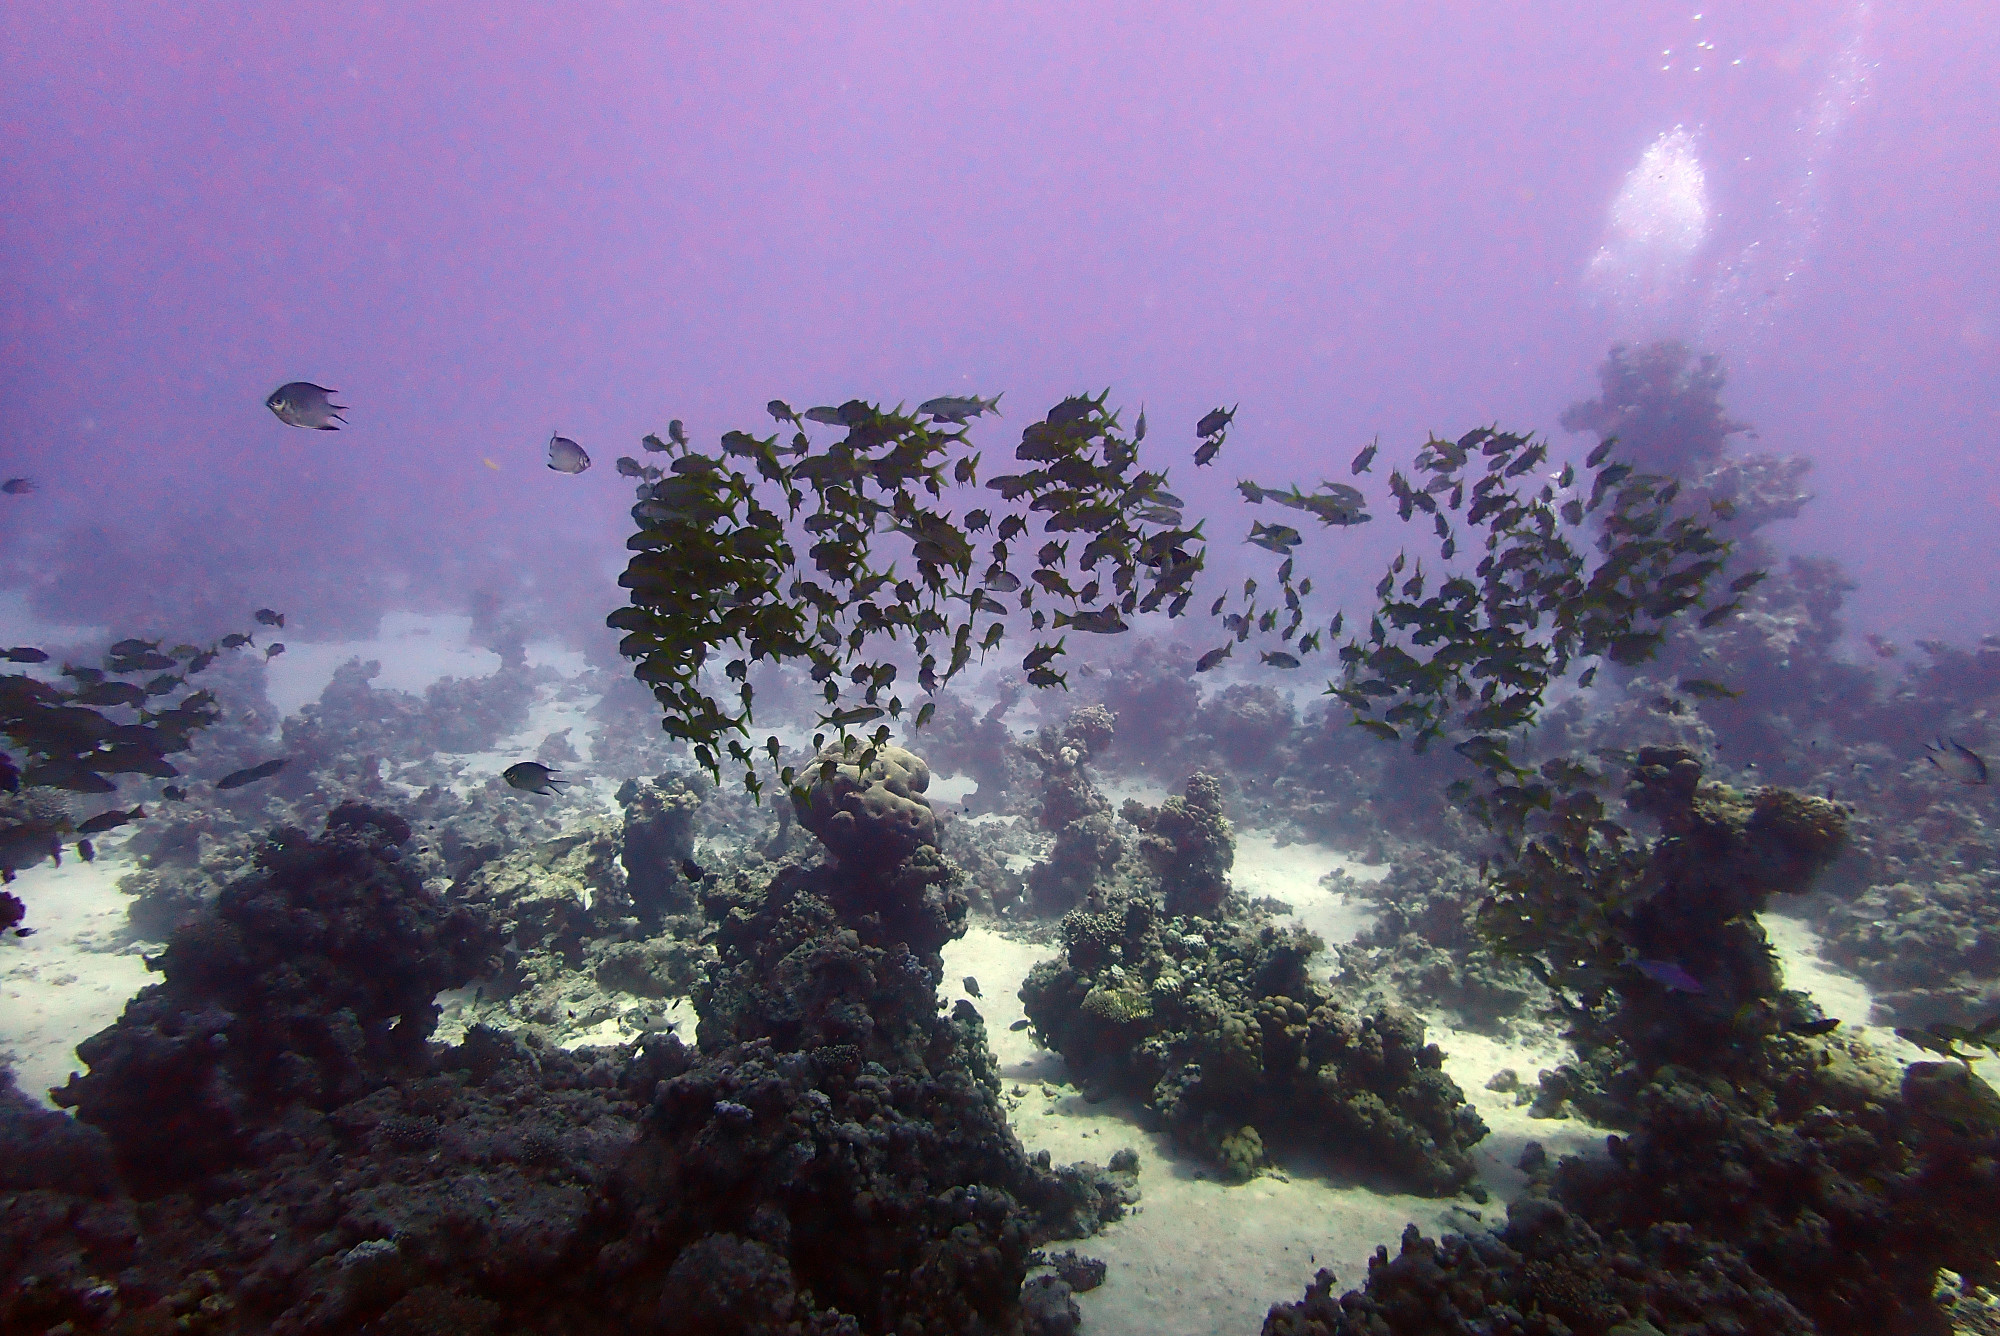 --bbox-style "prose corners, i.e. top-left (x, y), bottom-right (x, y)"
top-left (547, 434), bottom-right (591, 474)
top-left (1260, 650), bottom-right (1300, 669)
top-left (1196, 645), bottom-right (1232, 672)
top-left (254, 608), bottom-right (285, 627)
top-left (502, 760), bottom-right (568, 795)
top-left (963, 976), bottom-right (982, 997)
top-left (1, 478), bottom-right (34, 495)
top-left (617, 456), bottom-right (645, 477)
top-left (1196, 404), bottom-right (1236, 438)
top-left (264, 642), bottom-right (285, 660)
top-left (918, 392), bottom-right (1003, 424)
top-left (217, 757), bottom-right (288, 789)
top-left (1134, 403), bottom-right (1147, 443)
top-left (1055, 608), bottom-right (1128, 634)
top-left (669, 419), bottom-right (688, 445)
top-left (266, 382), bottom-right (347, 430)
top-left (1926, 736), bottom-right (1988, 785)
top-left (803, 406), bottom-right (846, 425)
